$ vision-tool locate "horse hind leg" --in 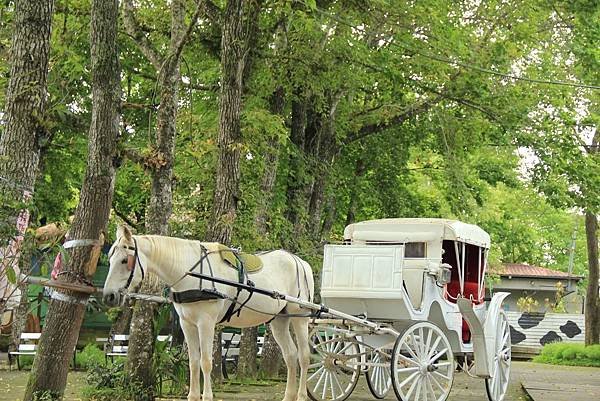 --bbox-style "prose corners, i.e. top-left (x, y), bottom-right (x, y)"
top-left (291, 317), bottom-right (310, 401)
top-left (270, 316), bottom-right (298, 401)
